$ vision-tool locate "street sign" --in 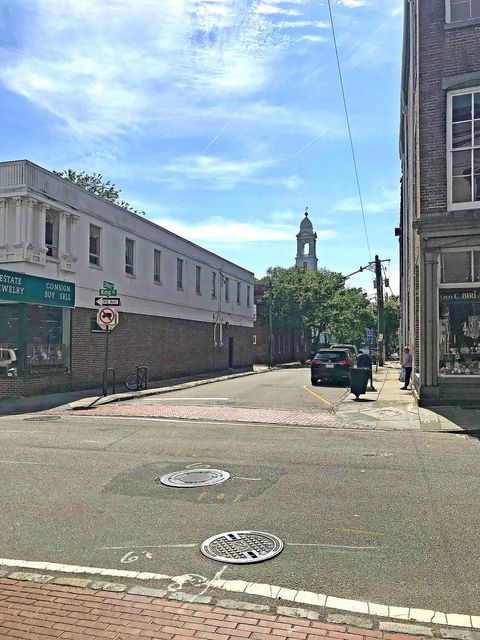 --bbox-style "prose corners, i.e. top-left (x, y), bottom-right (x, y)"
top-left (367, 329), bottom-right (374, 340)
top-left (103, 281), bottom-right (115, 289)
top-left (96, 307), bottom-right (118, 330)
top-left (99, 288), bottom-right (118, 296)
top-left (95, 297), bottom-right (121, 306)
